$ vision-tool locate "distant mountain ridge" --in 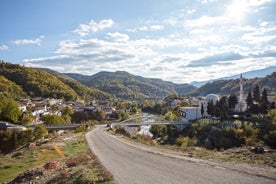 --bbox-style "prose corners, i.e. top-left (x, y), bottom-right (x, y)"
top-left (191, 66), bottom-right (276, 87)
top-left (63, 69), bottom-right (276, 99)
top-left (64, 71), bottom-right (197, 100)
top-left (190, 72), bottom-right (276, 96)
